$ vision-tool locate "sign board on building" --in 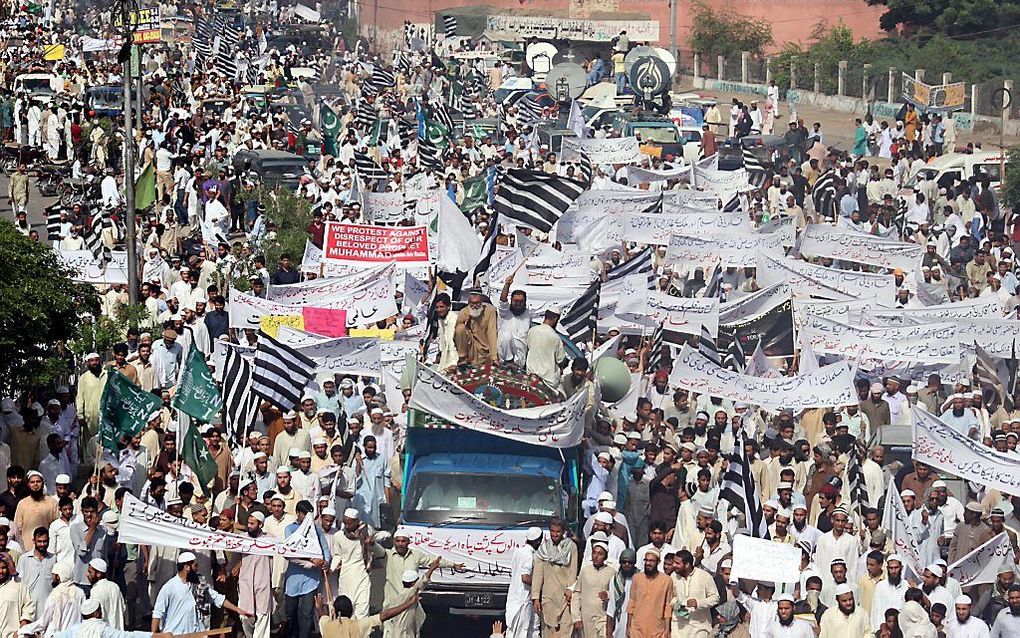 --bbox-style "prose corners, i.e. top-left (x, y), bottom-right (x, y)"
top-left (901, 73), bottom-right (966, 113)
top-left (485, 15), bottom-right (659, 42)
top-left (115, 8), bottom-right (162, 44)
